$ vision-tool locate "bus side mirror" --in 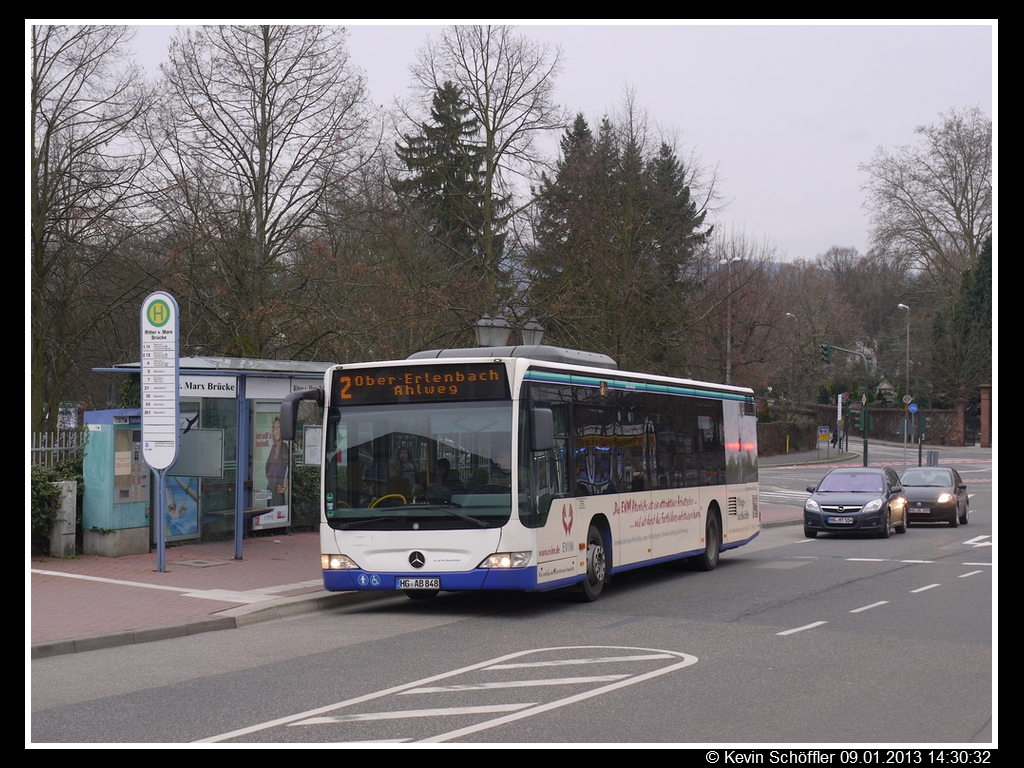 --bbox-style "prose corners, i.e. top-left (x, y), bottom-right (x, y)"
top-left (531, 407), bottom-right (554, 452)
top-left (280, 389), bottom-right (323, 441)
